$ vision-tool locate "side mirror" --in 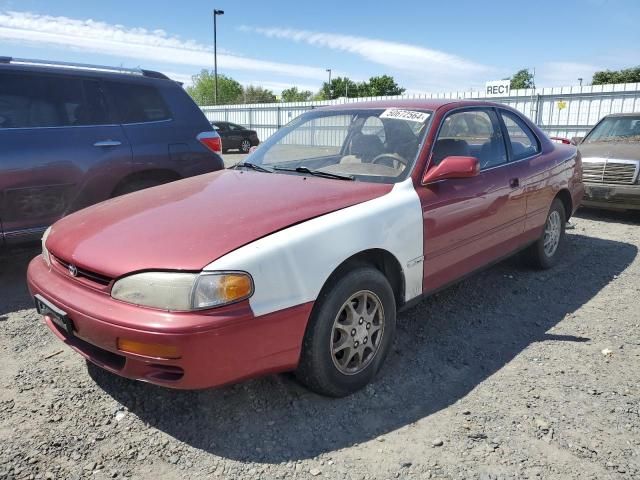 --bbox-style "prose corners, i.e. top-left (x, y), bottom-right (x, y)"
top-left (571, 136), bottom-right (584, 145)
top-left (422, 156), bottom-right (480, 184)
